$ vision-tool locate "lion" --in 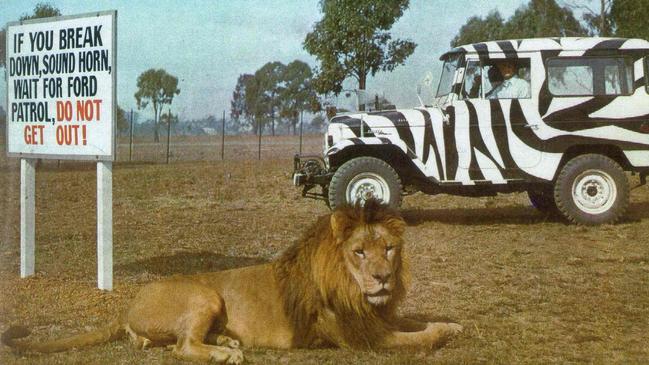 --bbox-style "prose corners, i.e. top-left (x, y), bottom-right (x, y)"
top-left (2, 200), bottom-right (462, 363)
